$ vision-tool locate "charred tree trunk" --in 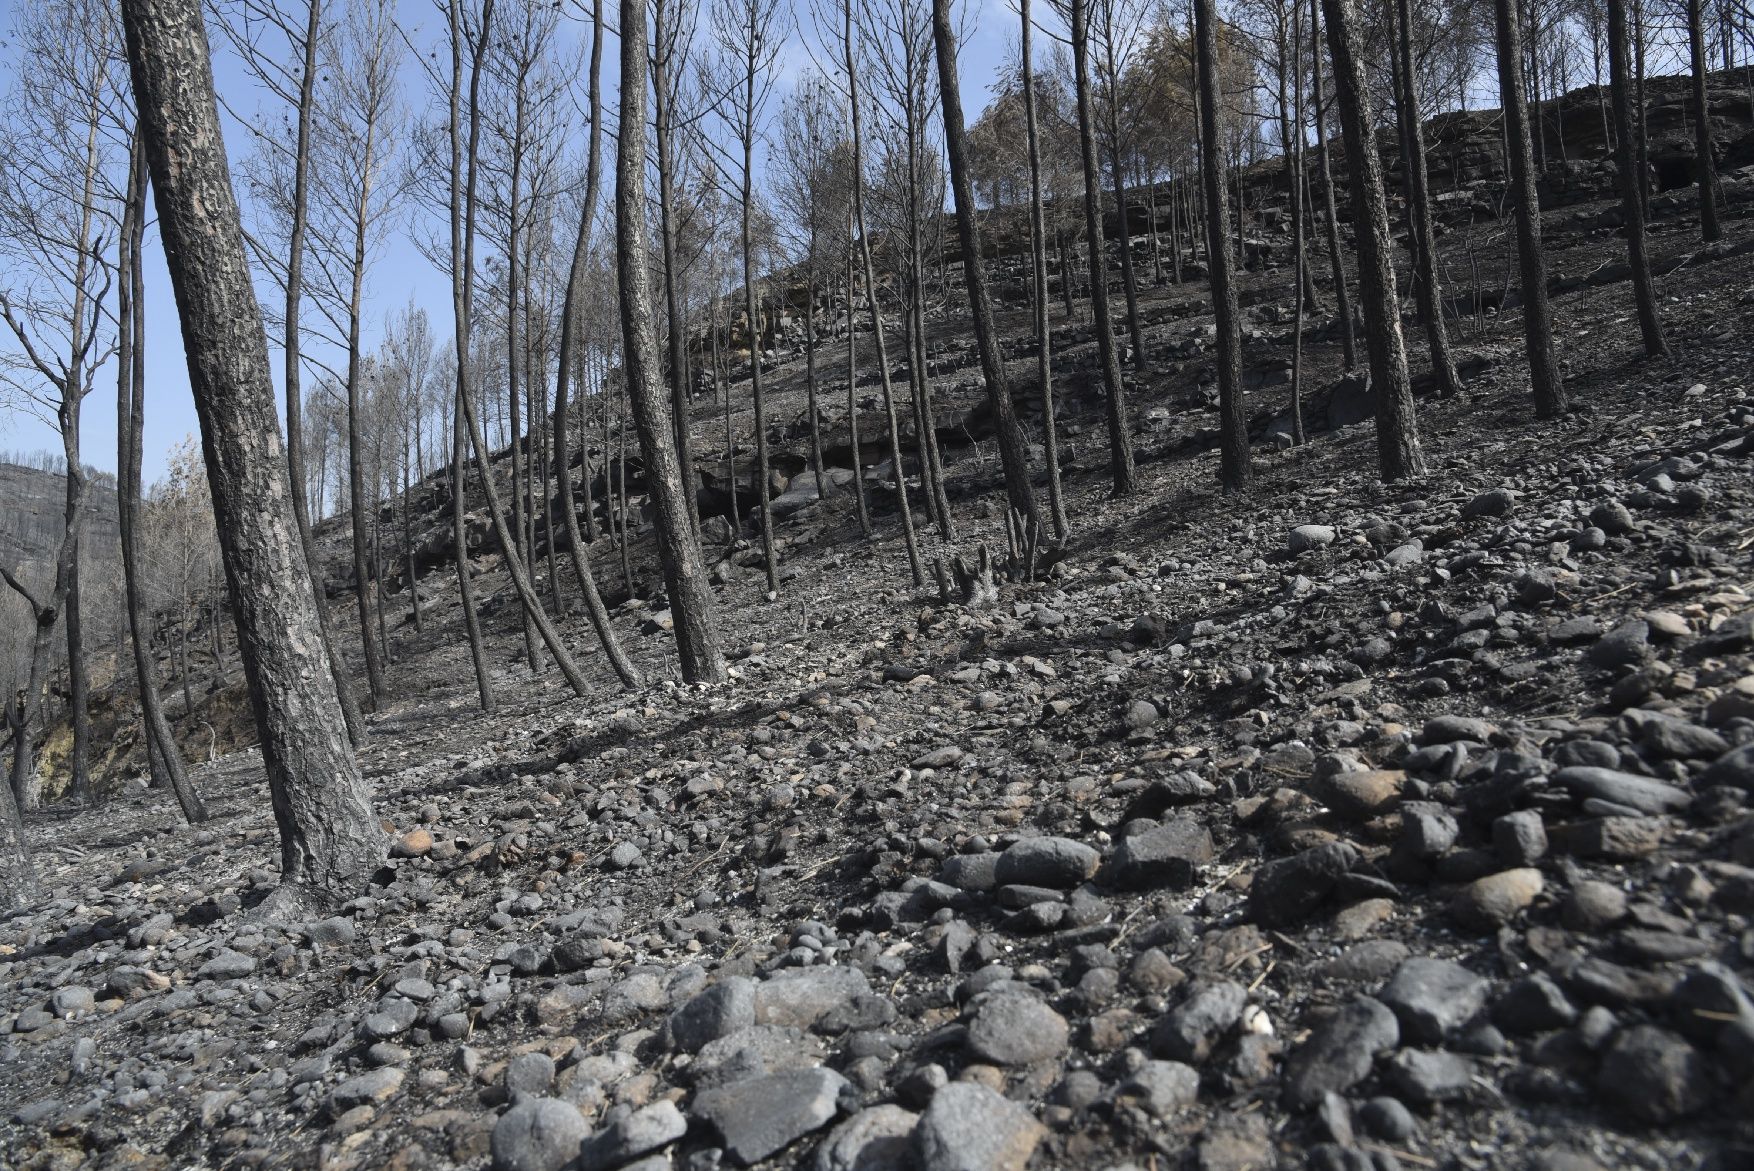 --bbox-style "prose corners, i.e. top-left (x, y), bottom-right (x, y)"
top-left (1022, 0), bottom-right (1067, 539)
top-left (653, 3), bottom-right (702, 540)
top-left (1194, 0), bottom-right (1248, 493)
top-left (844, 0), bottom-right (924, 585)
top-left (1609, 0), bottom-right (1669, 356)
top-left (1688, 0), bottom-right (1721, 241)
top-left (450, 0), bottom-right (496, 714)
top-left (933, 0), bottom-right (1040, 530)
top-left (1493, 0), bottom-right (1567, 415)
top-left (1394, 0), bottom-right (1461, 398)
top-left (118, 137), bottom-right (205, 823)
top-left (120, 0), bottom-right (382, 914)
top-left (1070, 0), bottom-right (1135, 495)
top-left (1320, 0), bottom-right (1428, 480)
top-left (552, 0), bottom-right (640, 689)
top-left (1309, 0), bottom-right (1357, 369)
top-left (617, 0), bottom-right (727, 680)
